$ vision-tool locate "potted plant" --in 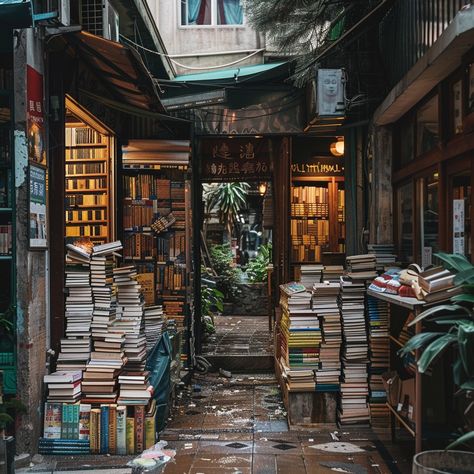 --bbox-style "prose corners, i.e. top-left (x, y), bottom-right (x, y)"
top-left (201, 285), bottom-right (224, 337)
top-left (399, 252), bottom-right (474, 471)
